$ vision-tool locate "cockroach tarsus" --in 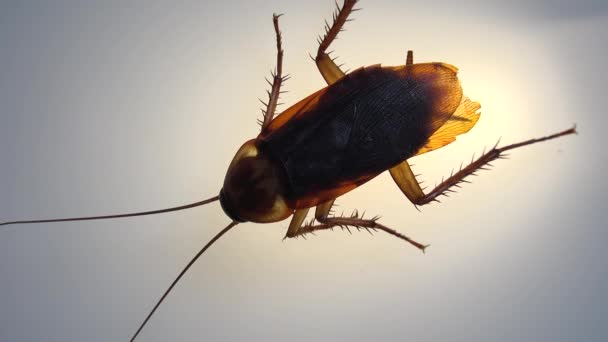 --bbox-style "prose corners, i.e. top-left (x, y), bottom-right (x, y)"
top-left (1, 1), bottom-right (577, 341)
